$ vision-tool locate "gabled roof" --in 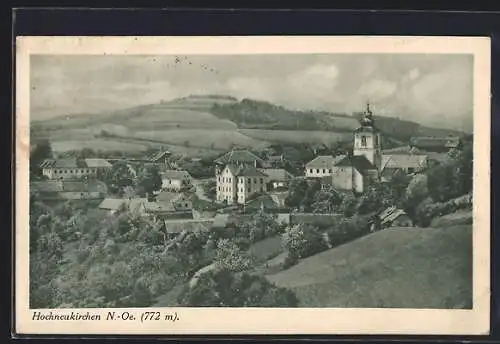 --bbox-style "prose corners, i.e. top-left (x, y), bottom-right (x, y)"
top-left (161, 170), bottom-right (191, 180)
top-left (84, 158), bottom-right (112, 168)
top-left (156, 191), bottom-right (188, 205)
top-left (410, 136), bottom-right (461, 149)
top-left (235, 165), bottom-right (268, 177)
top-left (259, 168), bottom-right (293, 181)
top-left (306, 155), bottom-right (334, 168)
top-left (381, 154), bottom-right (428, 170)
top-left (31, 180), bottom-right (106, 193)
top-left (40, 158), bottom-right (81, 169)
top-left (150, 150), bottom-right (171, 161)
top-left (309, 155), bottom-right (346, 169)
top-left (335, 155), bottom-right (377, 172)
top-left (215, 149), bottom-right (263, 165)
top-left (223, 164), bottom-right (240, 175)
top-left (163, 219), bottom-right (213, 234)
top-left (98, 198), bottom-right (147, 212)
top-left (380, 208), bottom-right (409, 225)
